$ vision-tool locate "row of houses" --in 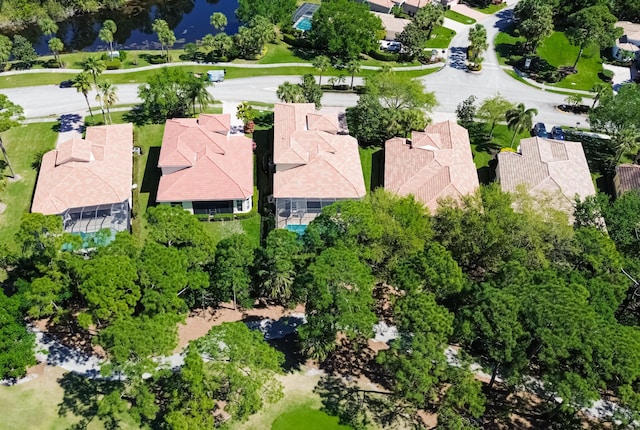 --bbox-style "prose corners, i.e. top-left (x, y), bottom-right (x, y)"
top-left (31, 103), bottom-right (638, 240)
